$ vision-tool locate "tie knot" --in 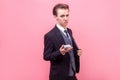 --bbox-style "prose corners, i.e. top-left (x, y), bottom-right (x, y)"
top-left (64, 30), bottom-right (68, 33)
top-left (64, 30), bottom-right (69, 37)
